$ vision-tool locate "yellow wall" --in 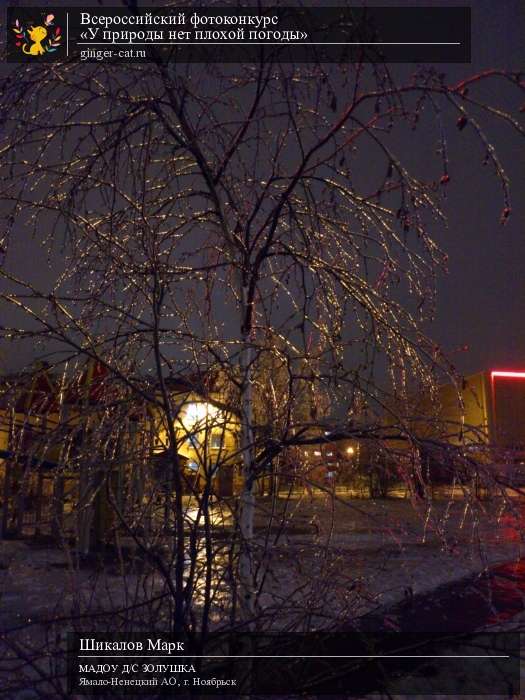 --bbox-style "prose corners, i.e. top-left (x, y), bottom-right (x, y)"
top-left (151, 390), bottom-right (241, 476)
top-left (435, 372), bottom-right (490, 445)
